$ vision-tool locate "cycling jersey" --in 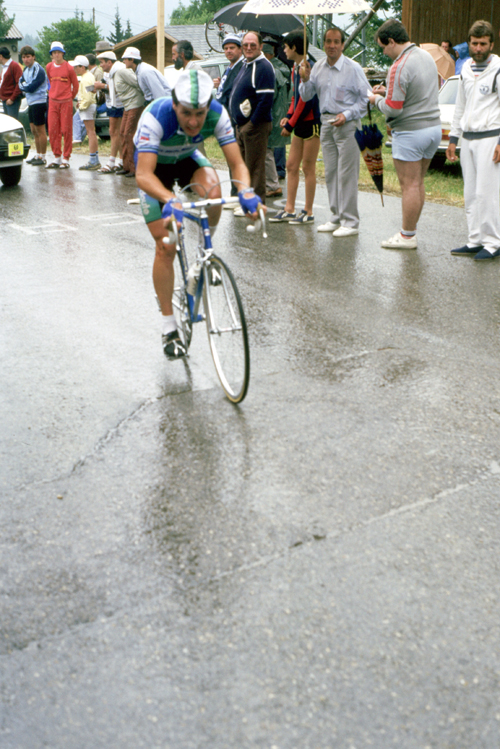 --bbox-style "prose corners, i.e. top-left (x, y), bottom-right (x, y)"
top-left (133, 96), bottom-right (236, 164)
